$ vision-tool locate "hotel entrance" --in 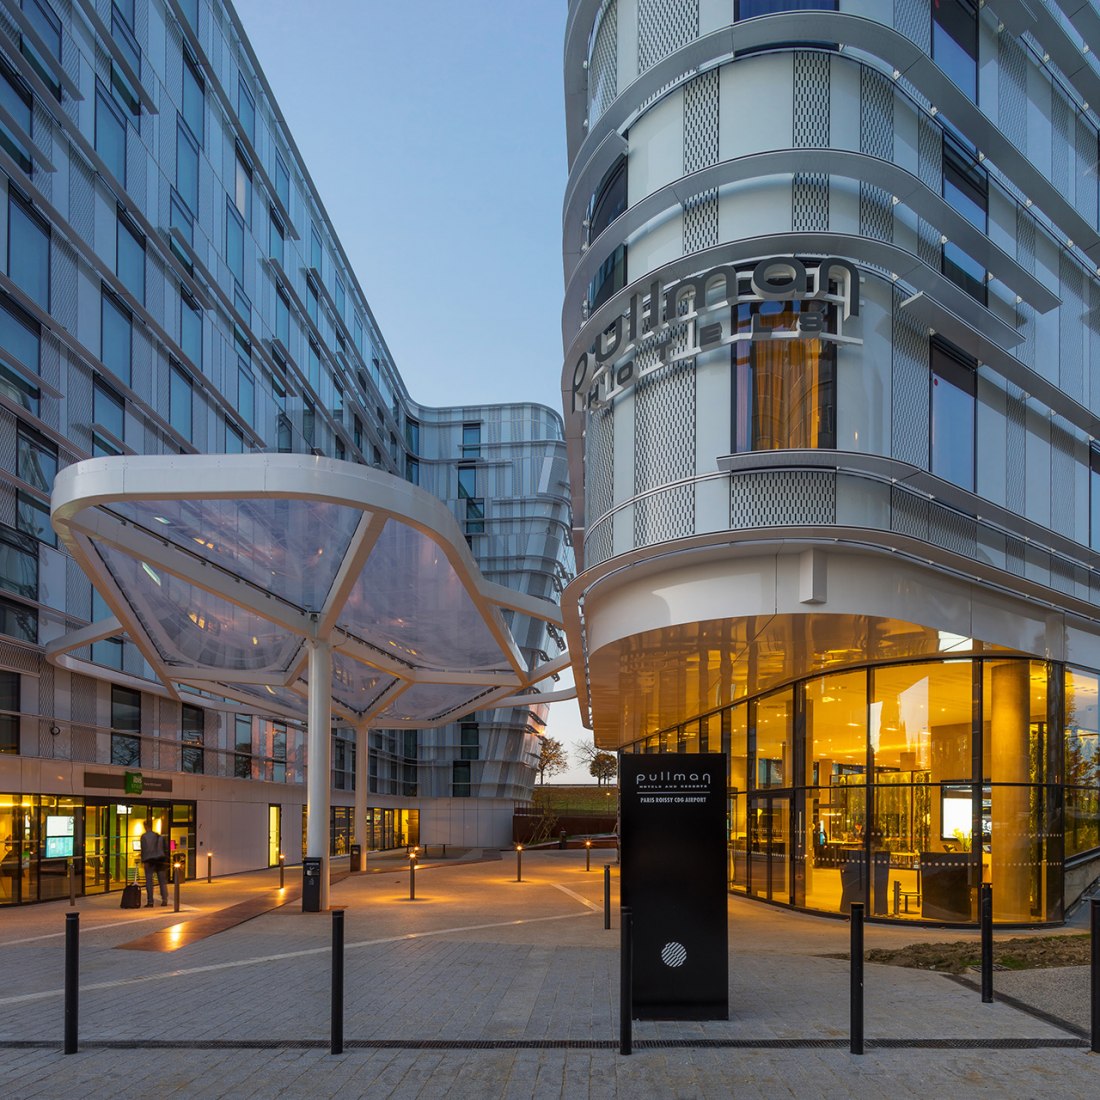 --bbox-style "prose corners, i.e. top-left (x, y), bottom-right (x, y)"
top-left (748, 794), bottom-right (792, 904)
top-left (83, 800), bottom-right (196, 896)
